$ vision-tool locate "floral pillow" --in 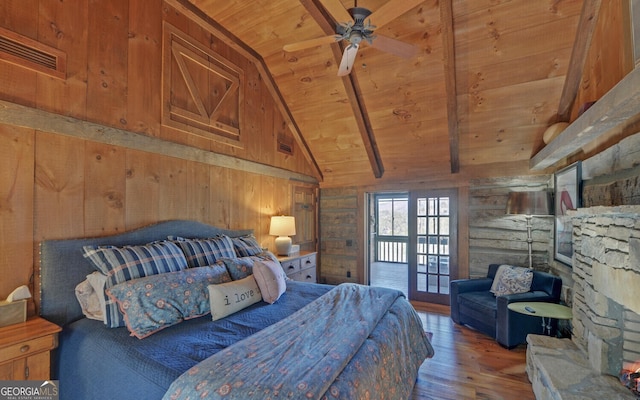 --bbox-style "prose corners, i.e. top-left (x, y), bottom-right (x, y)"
top-left (220, 252), bottom-right (280, 280)
top-left (490, 265), bottom-right (533, 296)
top-left (106, 264), bottom-right (232, 339)
top-left (82, 241), bottom-right (189, 328)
